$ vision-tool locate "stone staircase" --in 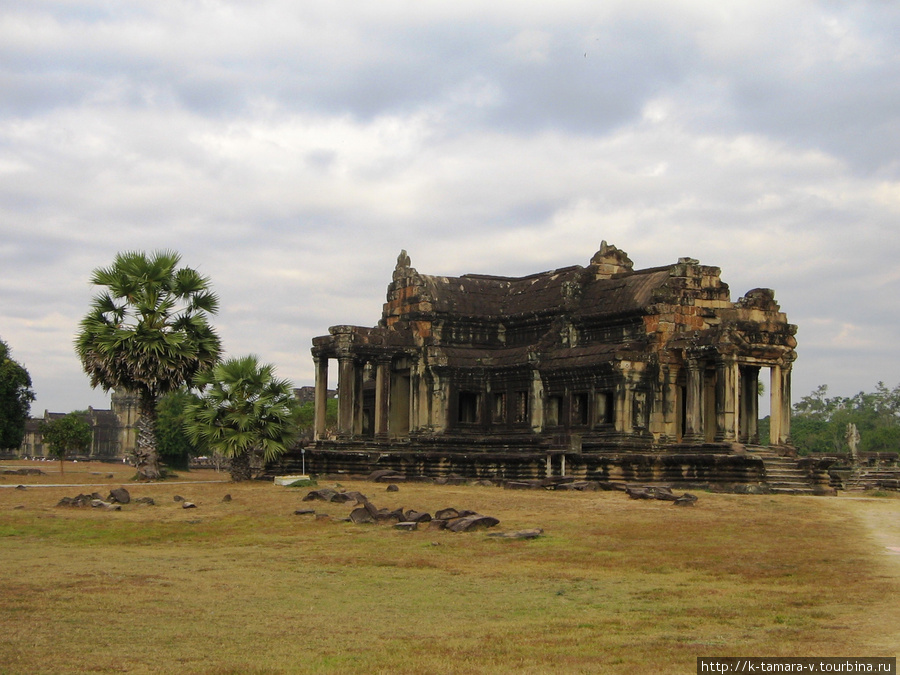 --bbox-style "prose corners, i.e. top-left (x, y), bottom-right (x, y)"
top-left (755, 452), bottom-right (818, 495)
